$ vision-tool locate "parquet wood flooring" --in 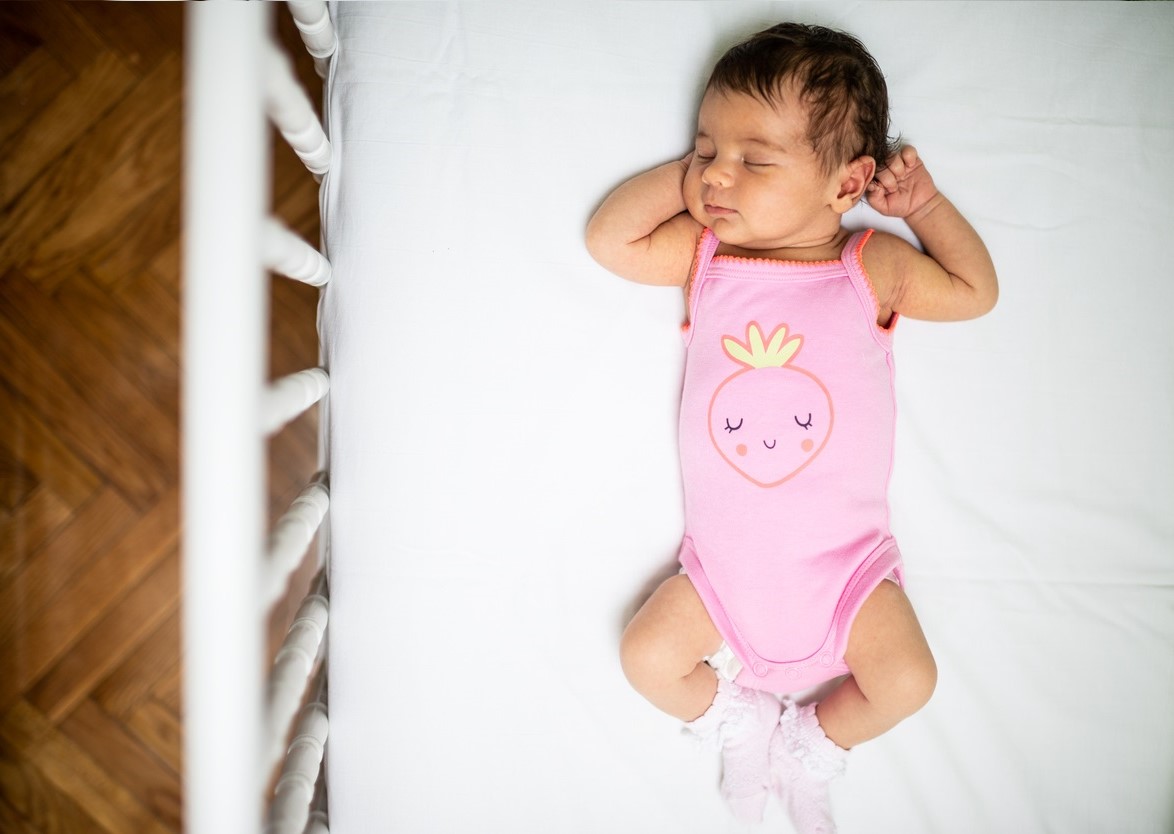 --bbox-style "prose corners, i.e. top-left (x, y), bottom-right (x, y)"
top-left (1, 4), bottom-right (324, 831)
